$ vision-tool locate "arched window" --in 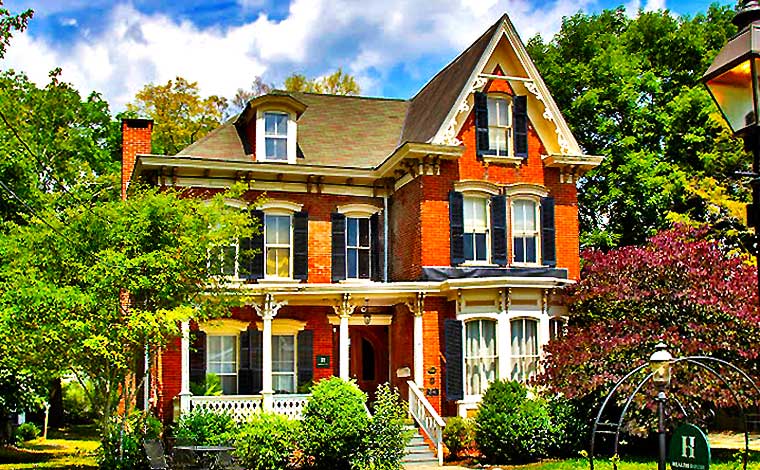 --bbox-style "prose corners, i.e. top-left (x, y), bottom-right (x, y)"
top-left (464, 319), bottom-right (498, 396)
